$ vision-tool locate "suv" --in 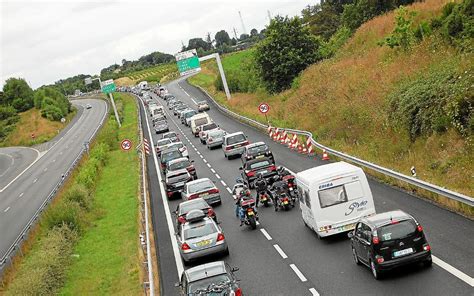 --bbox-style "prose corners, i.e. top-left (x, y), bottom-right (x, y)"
top-left (199, 122), bottom-right (219, 144)
top-left (165, 169), bottom-right (192, 199)
top-left (222, 132), bottom-right (249, 159)
top-left (348, 210), bottom-right (432, 280)
top-left (241, 141), bottom-right (274, 164)
top-left (239, 157), bottom-right (277, 188)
